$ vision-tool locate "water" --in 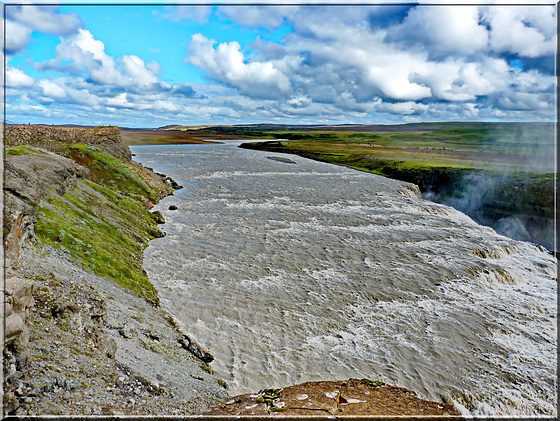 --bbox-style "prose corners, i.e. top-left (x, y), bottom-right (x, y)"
top-left (132, 142), bottom-right (557, 416)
